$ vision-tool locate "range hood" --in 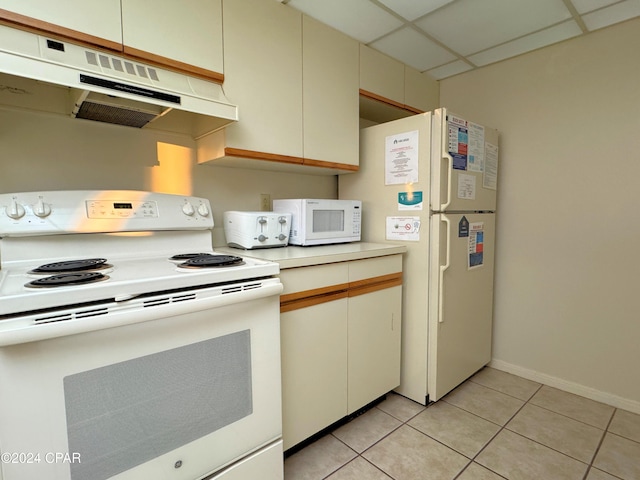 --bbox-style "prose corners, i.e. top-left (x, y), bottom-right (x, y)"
top-left (0, 24), bottom-right (238, 137)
